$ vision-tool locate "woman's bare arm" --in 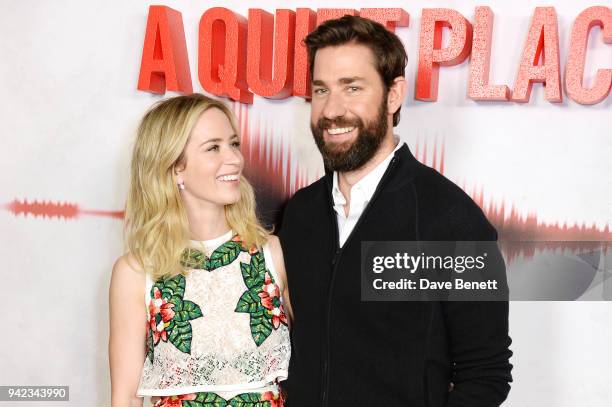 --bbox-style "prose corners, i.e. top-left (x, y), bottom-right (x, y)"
top-left (109, 255), bottom-right (147, 407)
